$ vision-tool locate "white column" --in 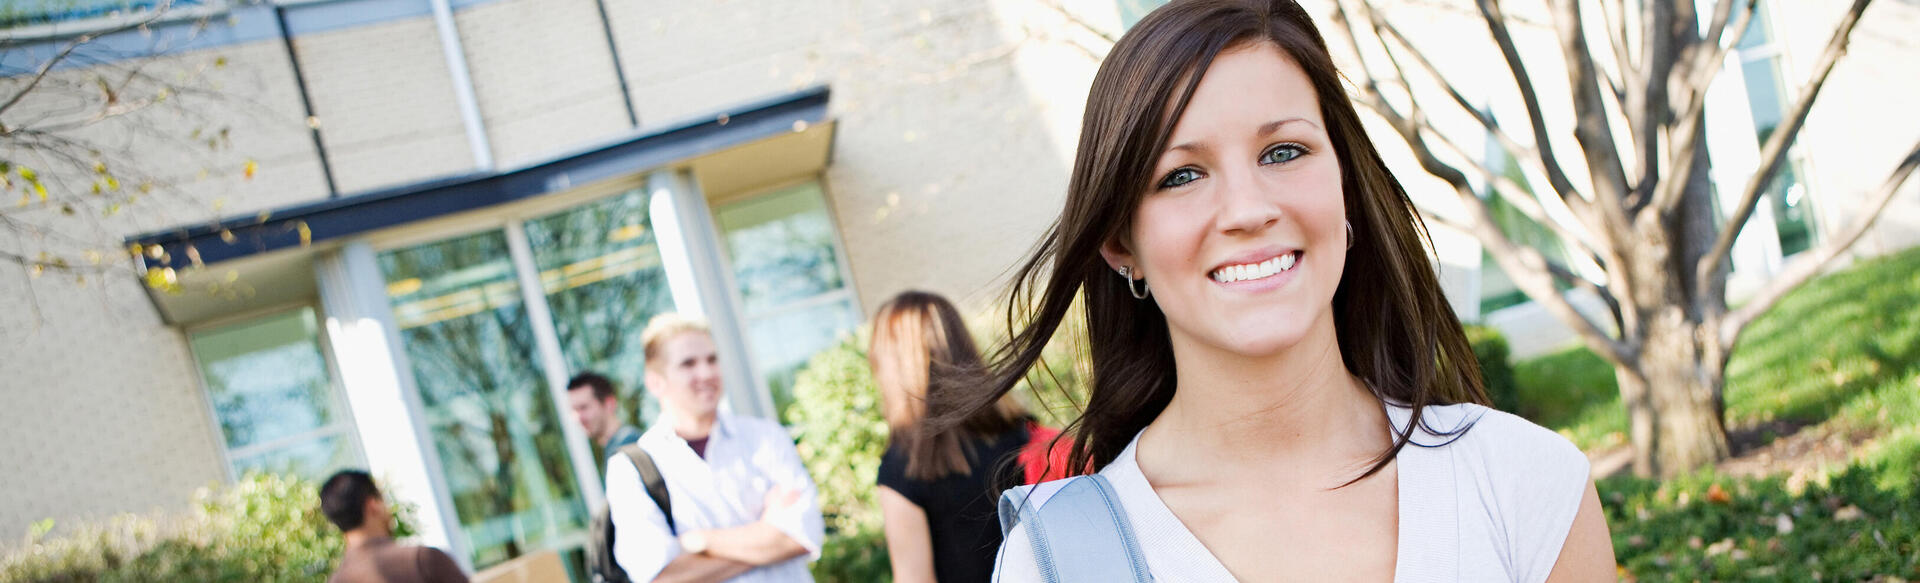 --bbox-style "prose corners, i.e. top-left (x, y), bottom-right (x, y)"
top-left (646, 169), bottom-right (777, 420)
top-left (428, 0), bottom-right (493, 171)
top-left (315, 242), bottom-right (470, 572)
top-left (503, 220), bottom-right (608, 508)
